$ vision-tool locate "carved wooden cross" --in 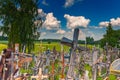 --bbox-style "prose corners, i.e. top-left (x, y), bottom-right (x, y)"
top-left (31, 68), bottom-right (48, 80)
